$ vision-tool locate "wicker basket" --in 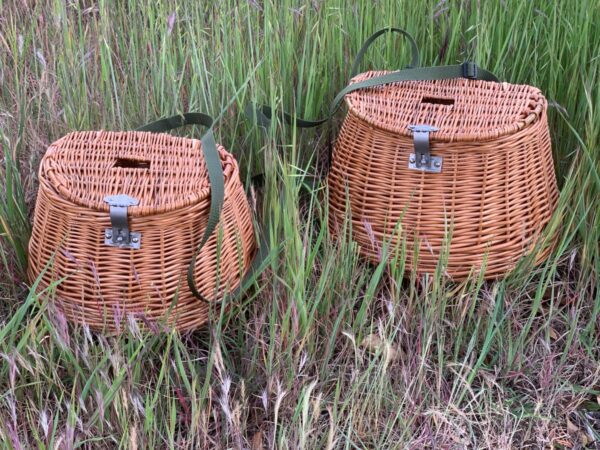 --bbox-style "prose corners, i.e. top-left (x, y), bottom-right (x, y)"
top-left (28, 118), bottom-right (257, 332)
top-left (246, 28), bottom-right (559, 279)
top-left (328, 72), bottom-right (559, 278)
